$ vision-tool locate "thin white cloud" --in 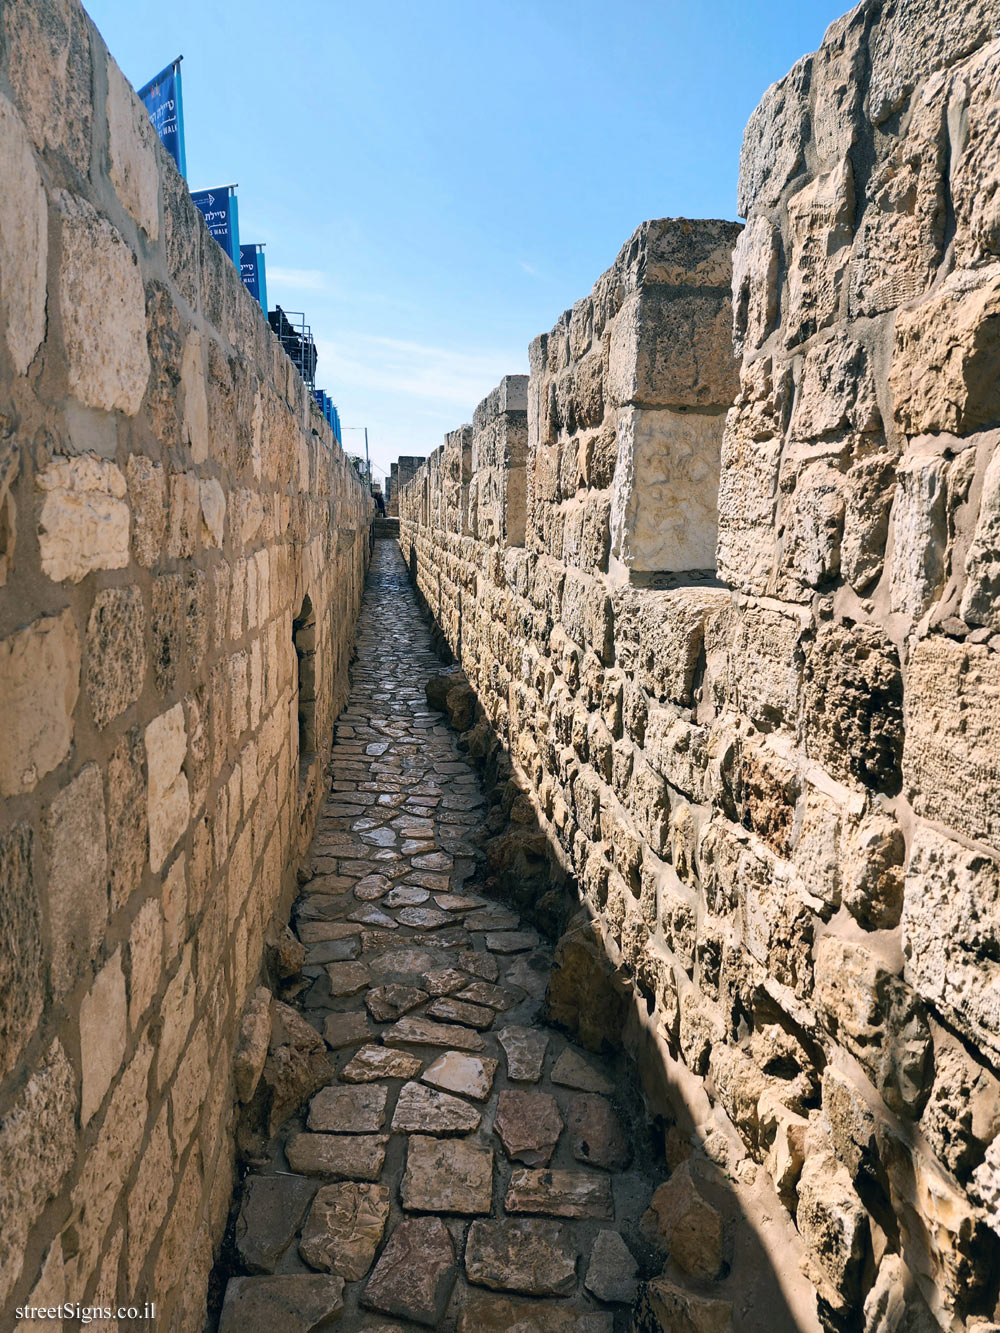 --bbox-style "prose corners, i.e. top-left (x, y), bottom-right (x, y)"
top-left (315, 333), bottom-right (524, 409)
top-left (267, 266), bottom-right (328, 291)
top-left (518, 260), bottom-right (542, 277)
